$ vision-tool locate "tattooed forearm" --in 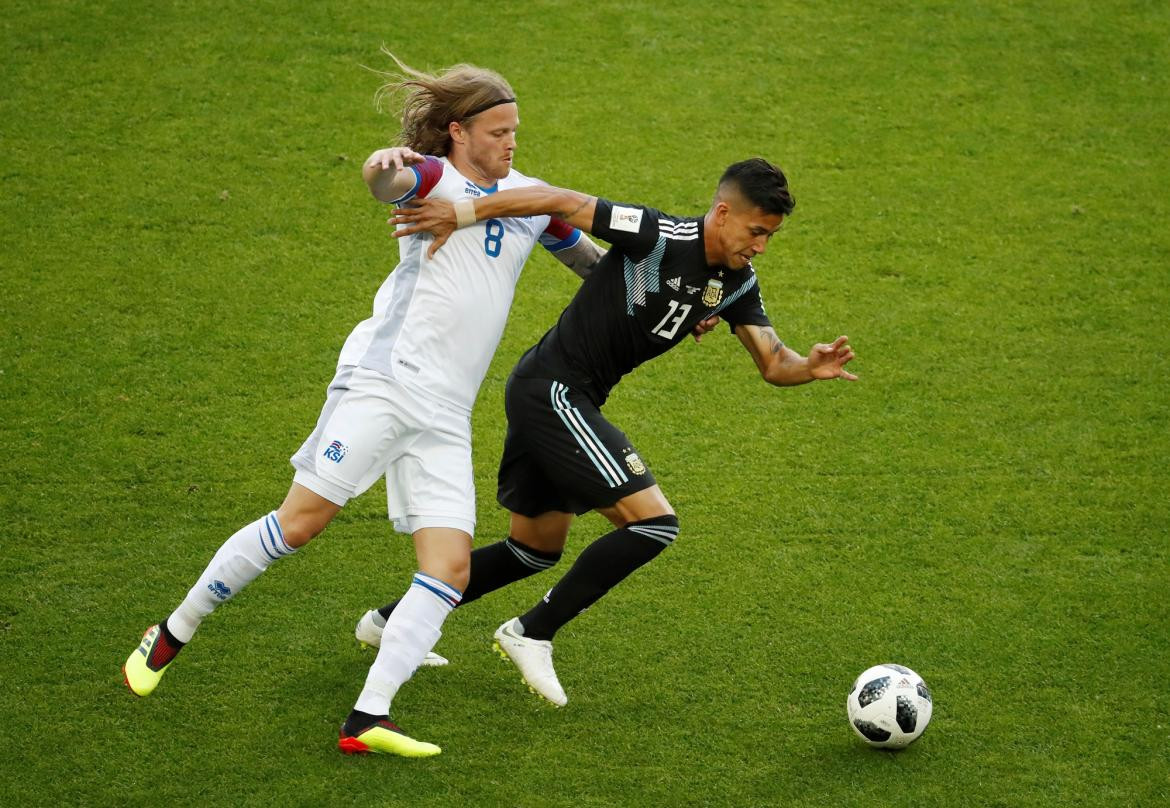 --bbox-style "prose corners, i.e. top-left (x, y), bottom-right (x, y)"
top-left (561, 195), bottom-right (594, 220)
